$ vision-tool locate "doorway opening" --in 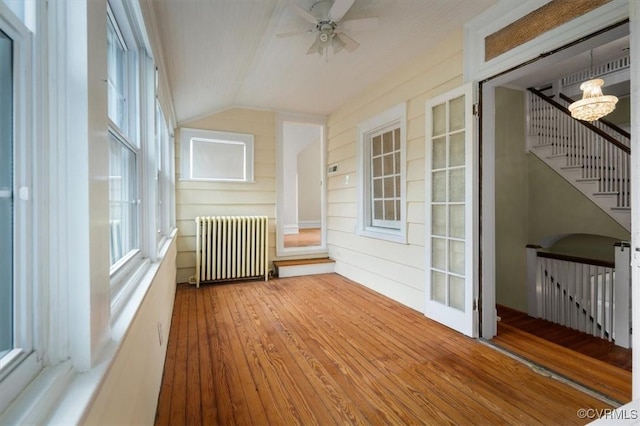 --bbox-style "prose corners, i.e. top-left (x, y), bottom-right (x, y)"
top-left (481, 21), bottom-right (632, 403)
top-left (276, 113), bottom-right (327, 257)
